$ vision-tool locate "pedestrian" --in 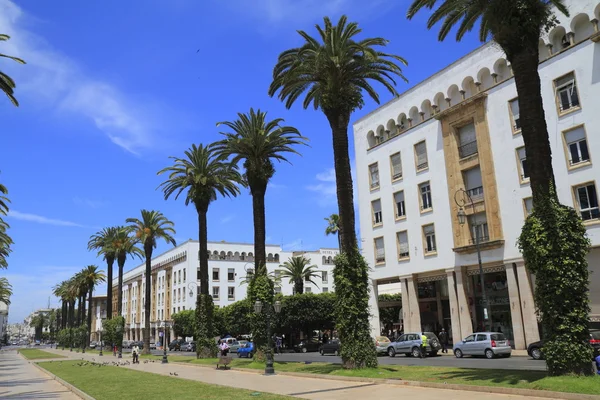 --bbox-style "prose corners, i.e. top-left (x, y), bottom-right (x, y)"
top-left (322, 332), bottom-right (329, 344)
top-left (275, 336), bottom-right (282, 355)
top-left (420, 333), bottom-right (428, 358)
top-left (132, 344), bottom-right (139, 364)
top-left (595, 351), bottom-right (600, 376)
top-left (219, 340), bottom-right (229, 357)
top-left (439, 328), bottom-right (449, 354)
